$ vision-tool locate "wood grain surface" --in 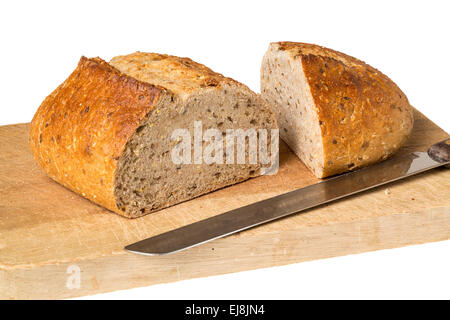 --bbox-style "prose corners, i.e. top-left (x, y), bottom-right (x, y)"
top-left (0, 108), bottom-right (449, 299)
